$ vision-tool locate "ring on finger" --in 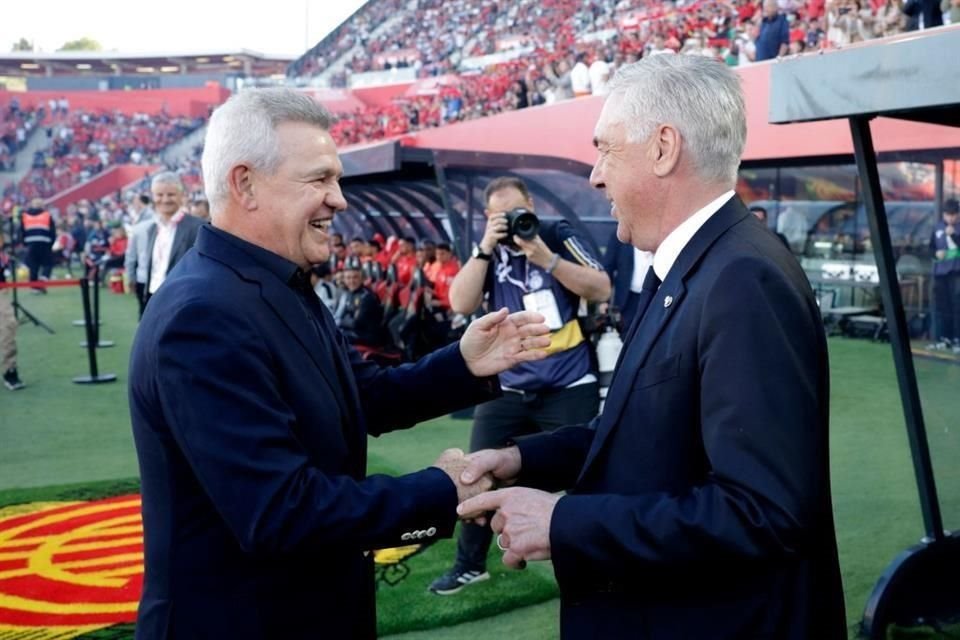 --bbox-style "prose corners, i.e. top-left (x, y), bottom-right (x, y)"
top-left (496, 533), bottom-right (508, 552)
